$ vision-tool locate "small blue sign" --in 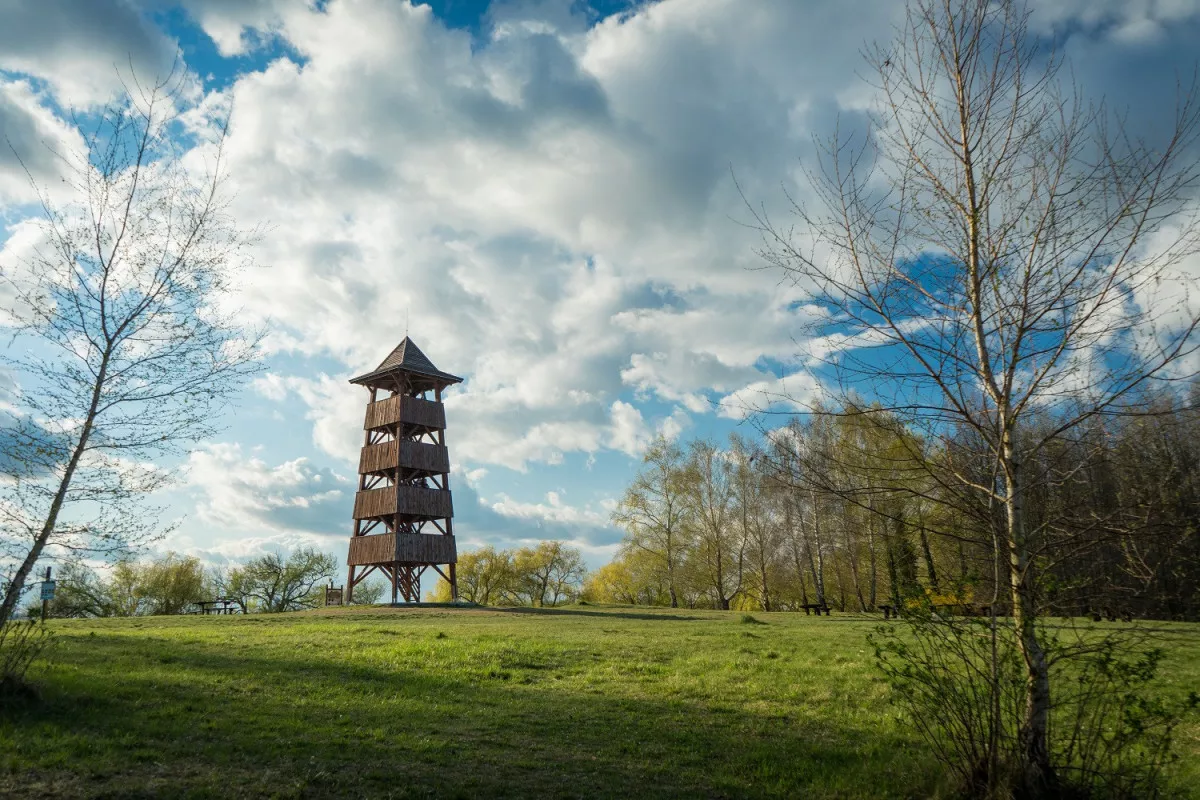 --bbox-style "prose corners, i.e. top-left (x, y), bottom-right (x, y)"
top-left (41, 581), bottom-right (56, 600)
